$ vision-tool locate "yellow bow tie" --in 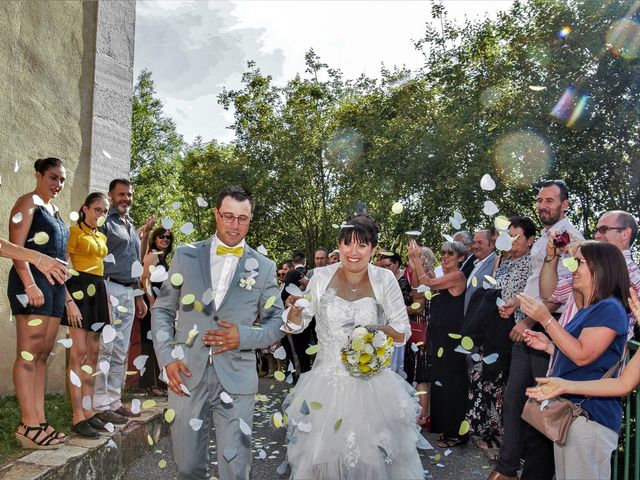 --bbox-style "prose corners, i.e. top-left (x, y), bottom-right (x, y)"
top-left (216, 245), bottom-right (244, 257)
